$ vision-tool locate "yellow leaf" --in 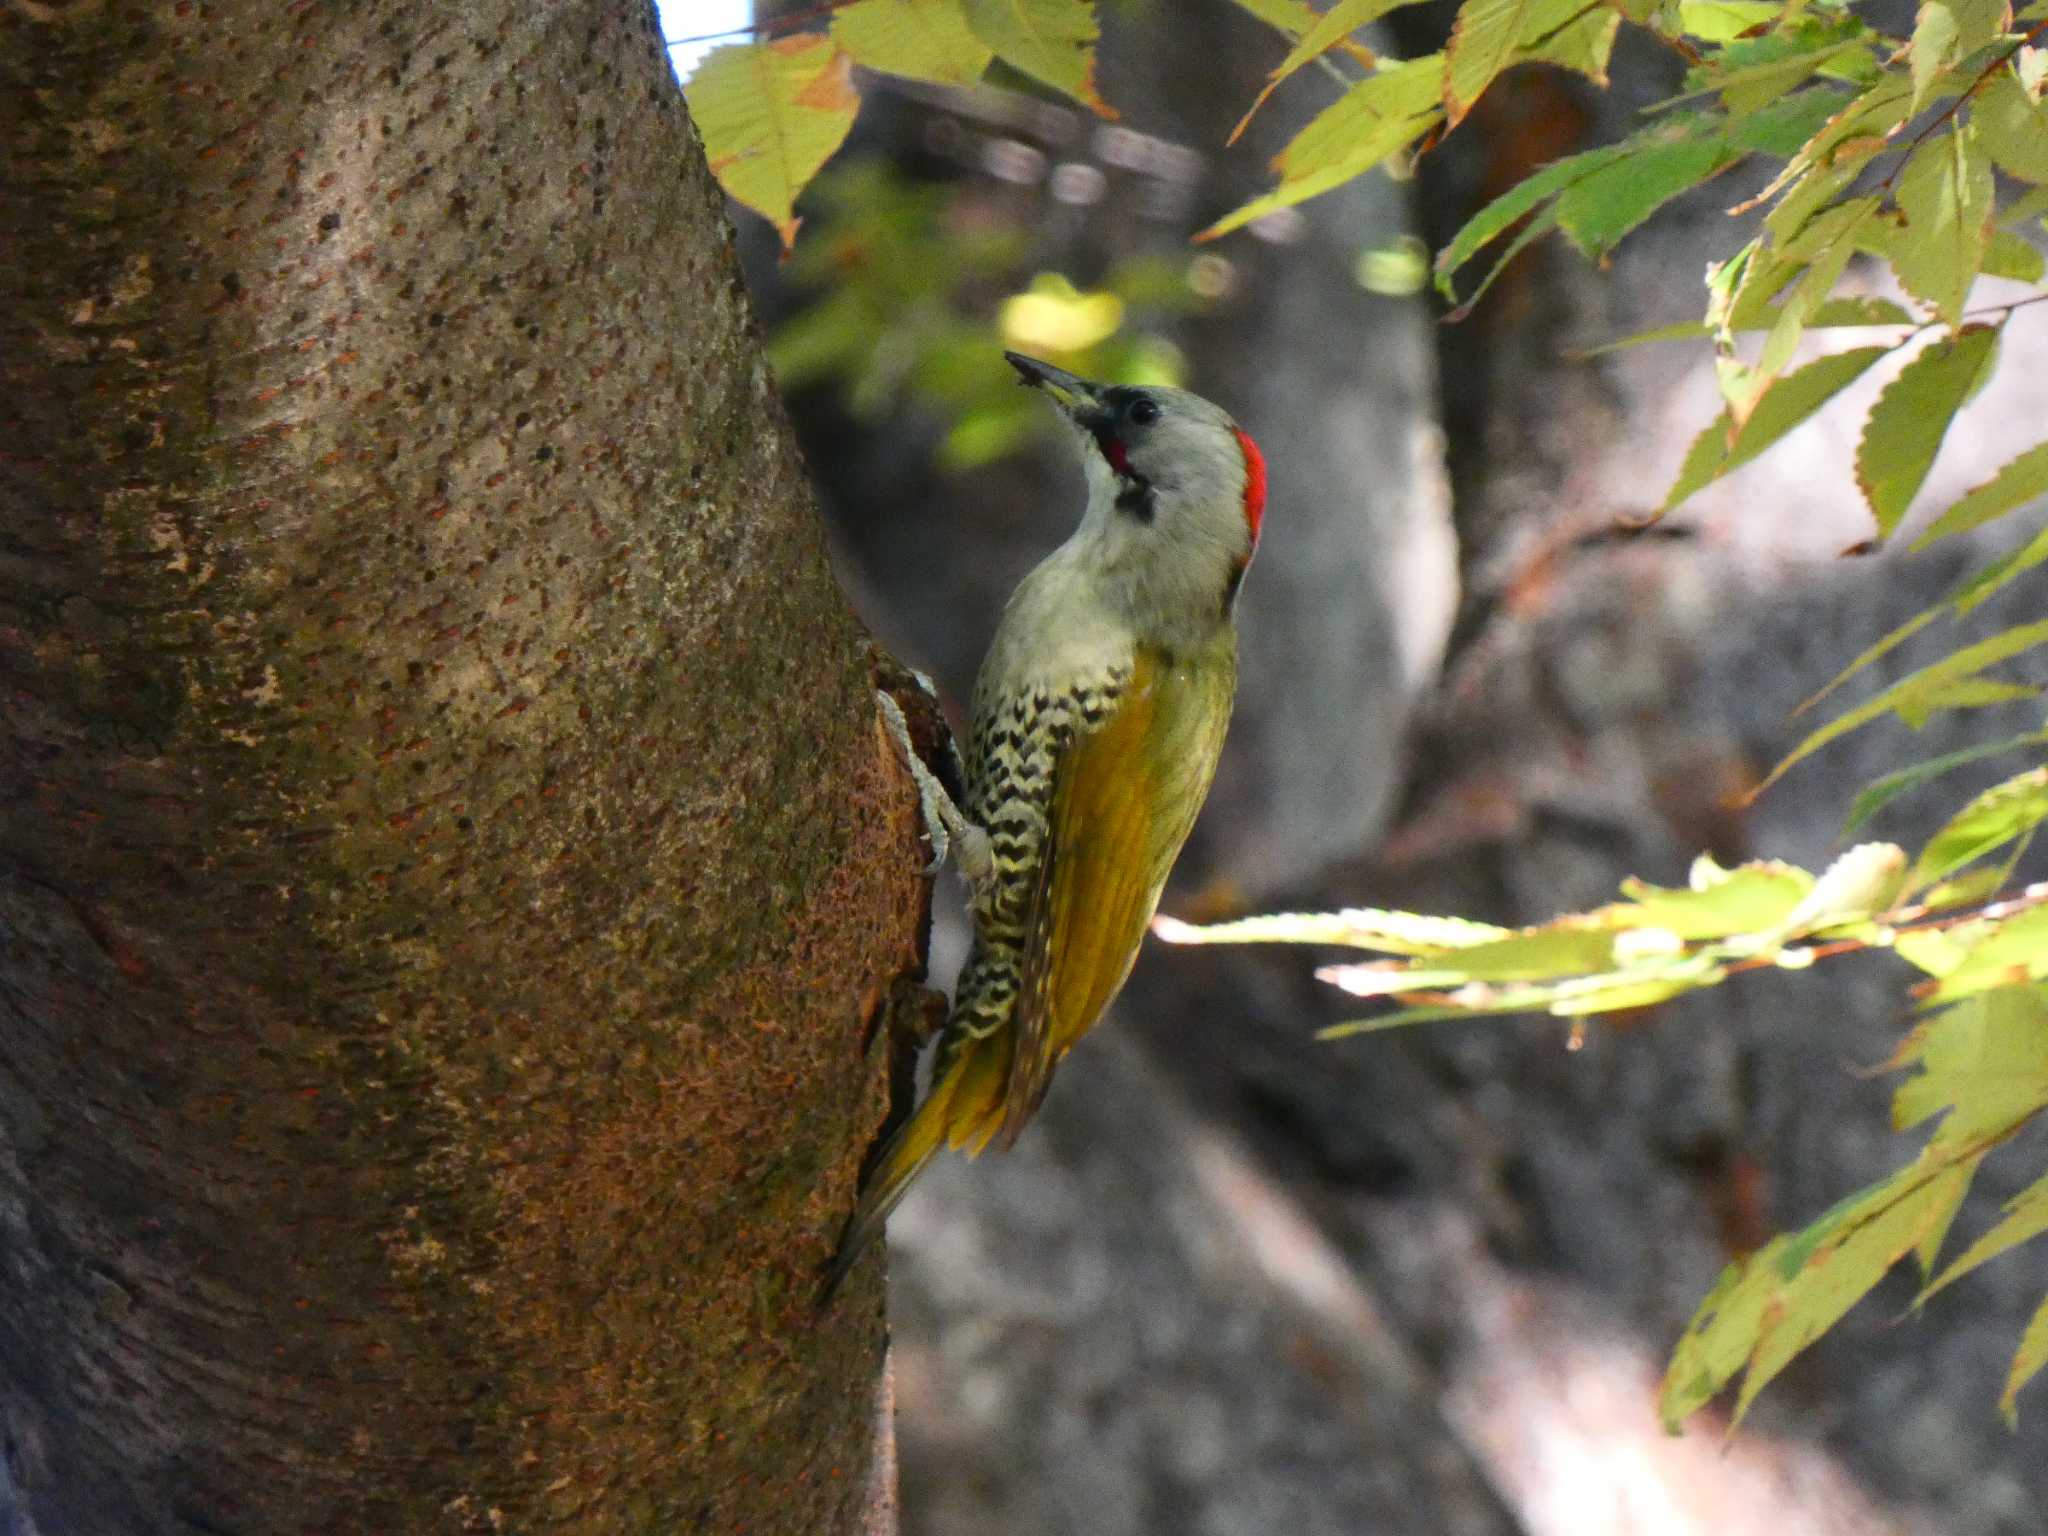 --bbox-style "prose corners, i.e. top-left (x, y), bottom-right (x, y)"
top-left (687, 39), bottom-right (860, 248)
